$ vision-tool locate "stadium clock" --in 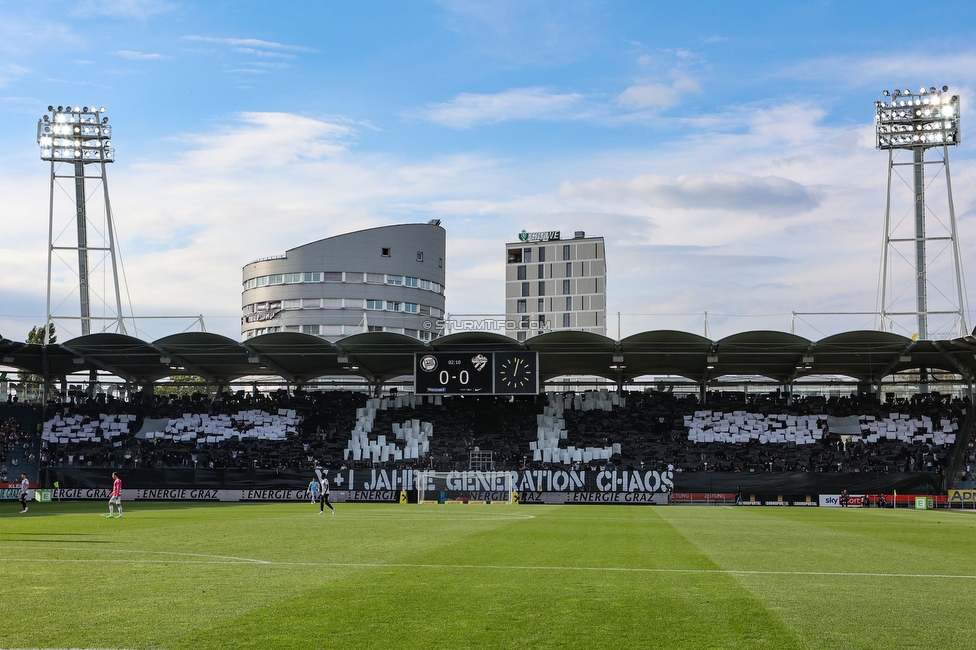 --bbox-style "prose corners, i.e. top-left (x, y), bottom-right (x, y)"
top-left (414, 352), bottom-right (494, 395)
top-left (494, 351), bottom-right (538, 395)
